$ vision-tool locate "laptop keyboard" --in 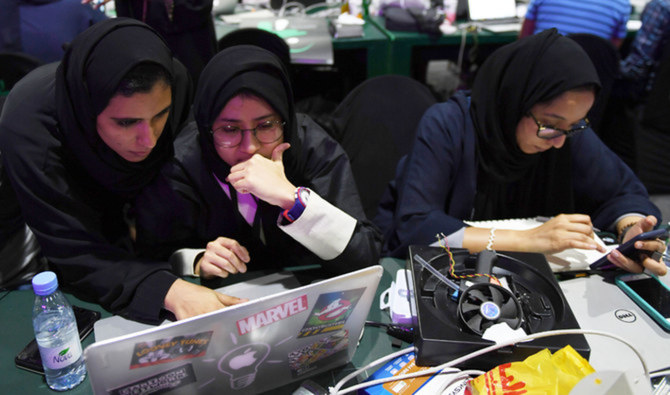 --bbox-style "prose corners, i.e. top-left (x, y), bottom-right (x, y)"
top-left (480, 22), bottom-right (522, 33)
top-left (476, 17), bottom-right (520, 25)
